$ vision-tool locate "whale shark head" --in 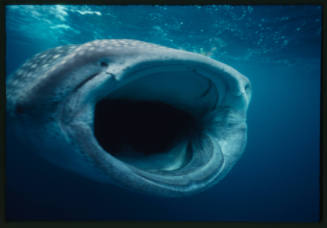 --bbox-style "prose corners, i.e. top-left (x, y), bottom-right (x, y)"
top-left (6, 39), bottom-right (251, 197)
